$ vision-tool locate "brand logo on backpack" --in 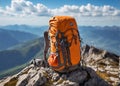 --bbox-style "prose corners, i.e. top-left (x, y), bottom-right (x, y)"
top-left (70, 22), bottom-right (74, 26)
